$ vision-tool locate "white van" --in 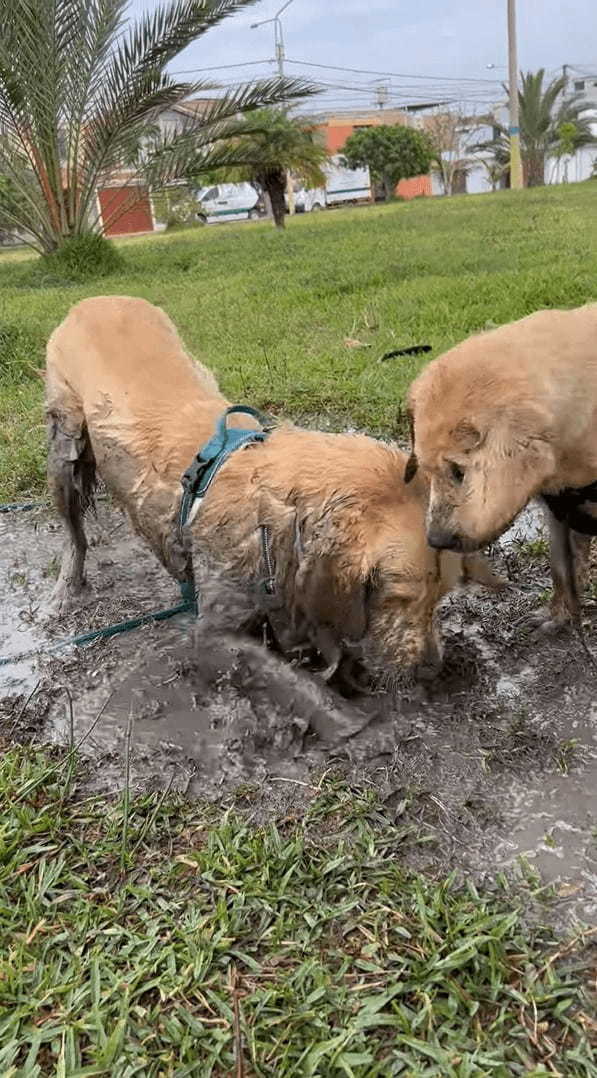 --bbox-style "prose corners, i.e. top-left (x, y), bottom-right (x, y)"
top-left (196, 182), bottom-right (263, 224)
top-left (294, 158), bottom-right (371, 213)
